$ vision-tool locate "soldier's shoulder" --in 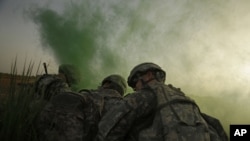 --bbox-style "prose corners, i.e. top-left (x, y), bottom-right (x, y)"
top-left (124, 90), bottom-right (155, 104)
top-left (166, 84), bottom-right (182, 92)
